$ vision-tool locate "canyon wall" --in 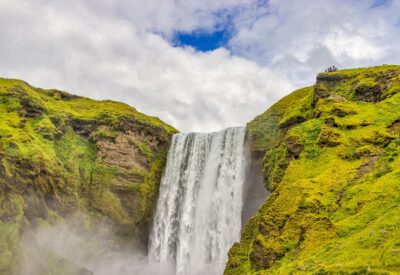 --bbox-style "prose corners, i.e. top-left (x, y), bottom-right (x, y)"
top-left (0, 78), bottom-right (176, 274)
top-left (225, 65), bottom-right (400, 274)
